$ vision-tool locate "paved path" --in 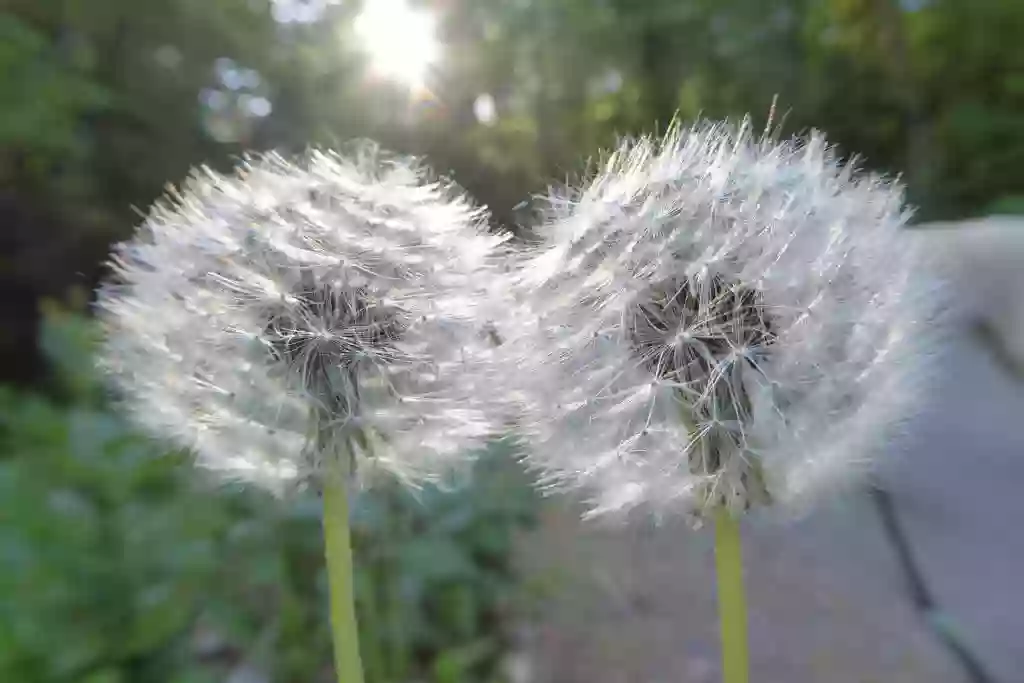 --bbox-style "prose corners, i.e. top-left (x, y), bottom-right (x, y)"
top-left (519, 329), bottom-right (1023, 682)
top-left (878, 329), bottom-right (1024, 682)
